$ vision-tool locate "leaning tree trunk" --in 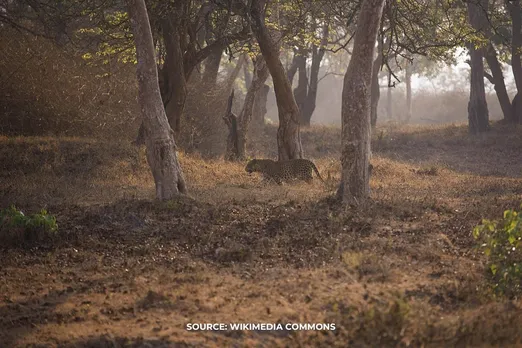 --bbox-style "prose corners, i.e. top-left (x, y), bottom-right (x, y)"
top-left (467, 0), bottom-right (489, 133)
top-left (250, 0), bottom-right (303, 160)
top-left (127, 0), bottom-right (187, 199)
top-left (338, 0), bottom-right (385, 204)
top-left (405, 62), bottom-right (413, 123)
top-left (135, 15), bottom-right (187, 145)
top-left (370, 38), bottom-right (383, 127)
top-left (484, 43), bottom-right (513, 122)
